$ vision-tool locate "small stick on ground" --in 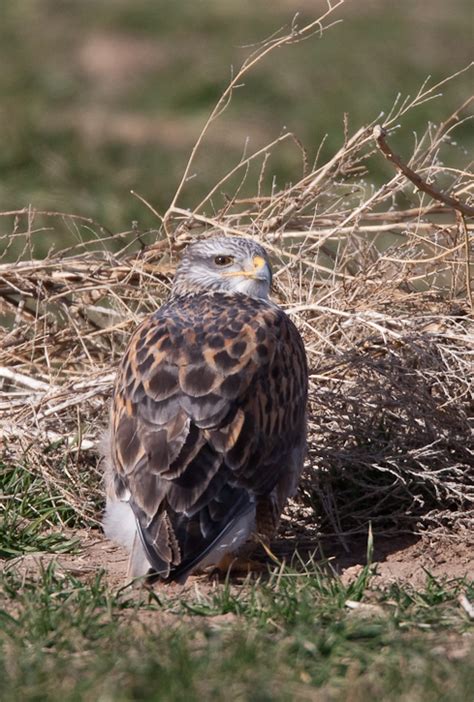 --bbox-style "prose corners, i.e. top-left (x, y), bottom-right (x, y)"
top-left (458, 594), bottom-right (474, 620)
